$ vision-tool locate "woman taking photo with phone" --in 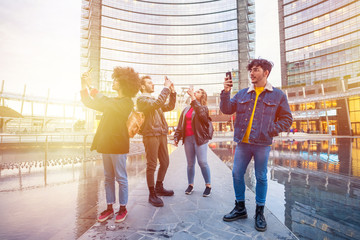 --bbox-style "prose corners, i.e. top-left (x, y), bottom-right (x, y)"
top-left (80, 67), bottom-right (141, 223)
top-left (174, 88), bottom-right (213, 197)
